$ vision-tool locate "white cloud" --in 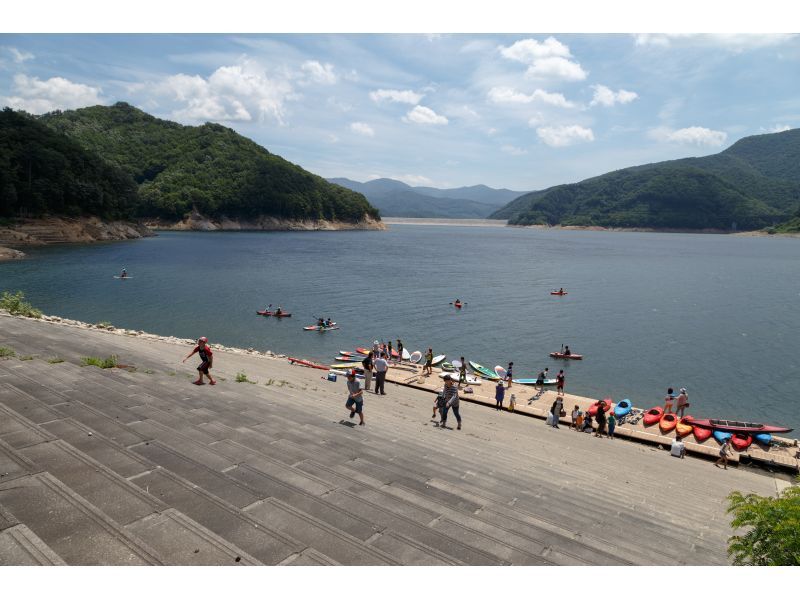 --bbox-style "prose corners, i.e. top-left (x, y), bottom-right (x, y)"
top-left (1, 74), bottom-right (103, 113)
top-left (590, 85), bottom-right (639, 107)
top-left (487, 86), bottom-right (574, 108)
top-left (9, 47), bottom-right (34, 63)
top-left (350, 122), bottom-right (375, 137)
top-left (446, 104), bottom-right (480, 120)
top-left (633, 33), bottom-right (796, 50)
top-left (487, 127), bottom-right (497, 136)
top-left (392, 174), bottom-right (435, 186)
top-left (403, 105), bottom-right (448, 125)
top-left (499, 37), bottom-right (587, 82)
top-left (537, 124), bottom-right (595, 147)
top-left (501, 144), bottom-right (527, 156)
top-left (154, 61), bottom-right (294, 123)
top-left (761, 124), bottom-right (792, 133)
top-left (527, 112), bottom-right (545, 127)
top-left (369, 89), bottom-right (423, 104)
top-left (300, 60), bottom-right (337, 85)
top-left (648, 126), bottom-right (728, 147)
